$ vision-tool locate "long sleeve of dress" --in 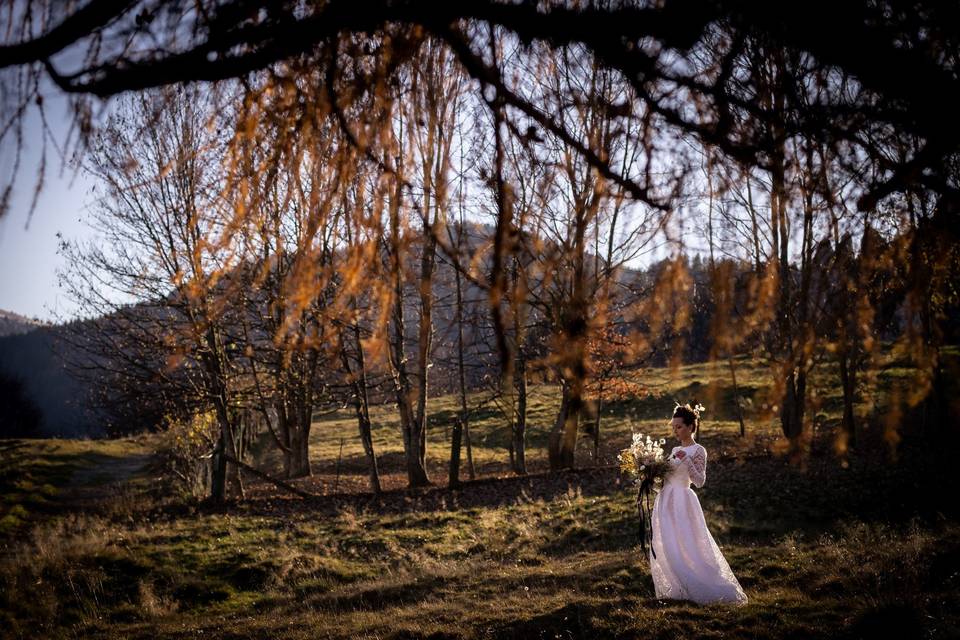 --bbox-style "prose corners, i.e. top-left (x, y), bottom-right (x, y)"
top-left (683, 446), bottom-right (707, 488)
